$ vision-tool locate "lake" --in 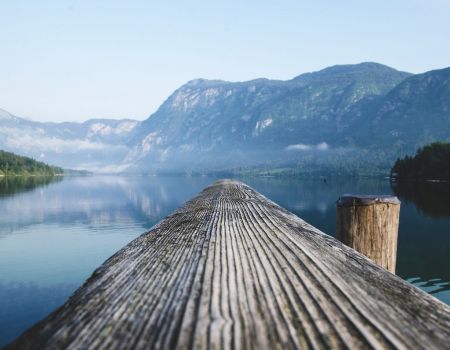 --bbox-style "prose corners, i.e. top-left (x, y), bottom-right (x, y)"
top-left (0, 175), bottom-right (449, 346)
